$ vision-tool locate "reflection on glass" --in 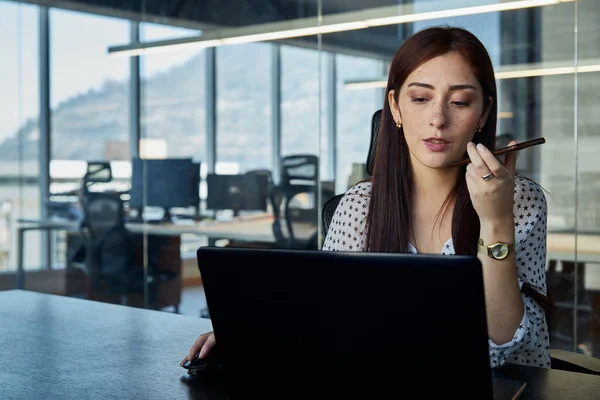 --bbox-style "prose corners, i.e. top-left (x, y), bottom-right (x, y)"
top-left (0, 1), bottom-right (40, 271)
